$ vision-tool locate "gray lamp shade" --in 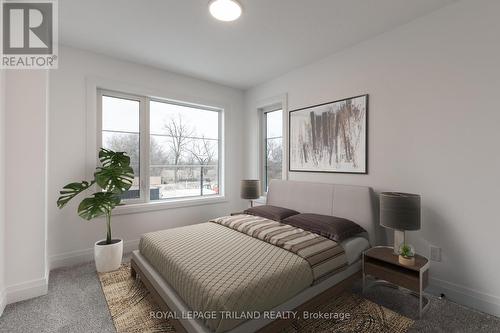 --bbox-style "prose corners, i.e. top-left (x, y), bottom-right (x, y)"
top-left (380, 192), bottom-right (421, 231)
top-left (240, 180), bottom-right (261, 200)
